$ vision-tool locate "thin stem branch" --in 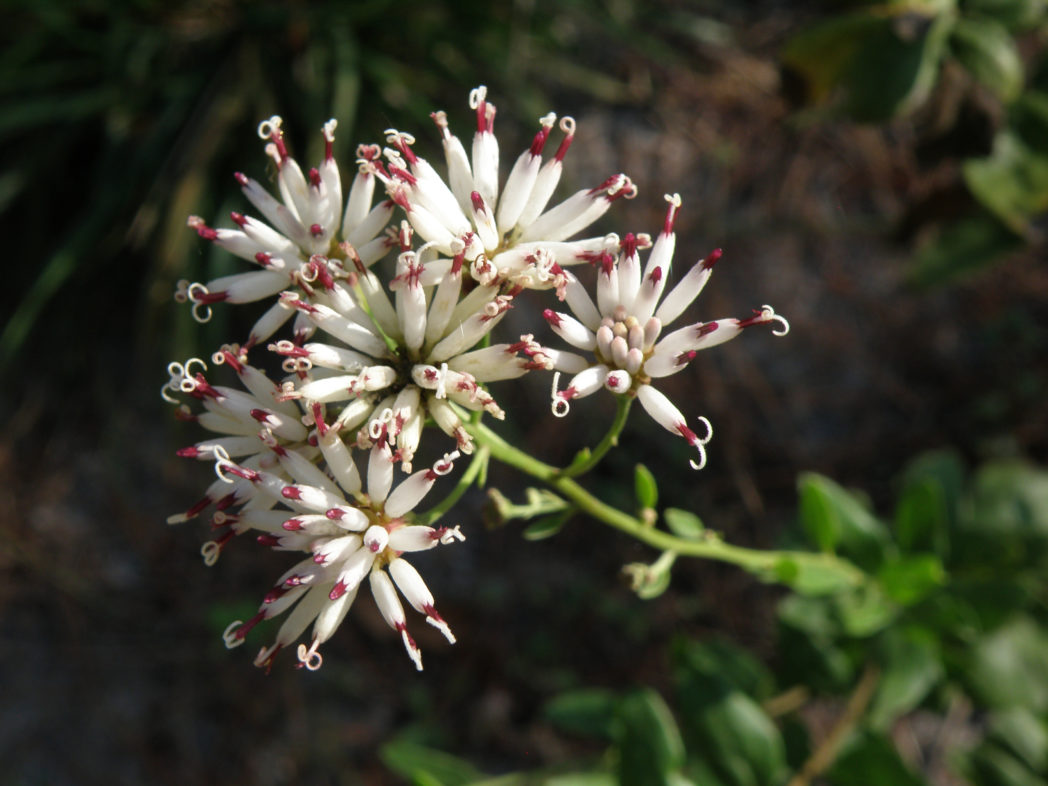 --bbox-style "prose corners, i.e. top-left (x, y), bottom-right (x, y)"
top-left (559, 395), bottom-right (632, 477)
top-left (786, 663), bottom-right (881, 786)
top-left (462, 418), bottom-right (866, 585)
